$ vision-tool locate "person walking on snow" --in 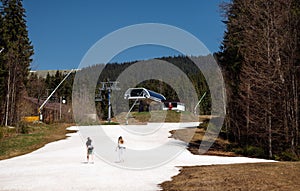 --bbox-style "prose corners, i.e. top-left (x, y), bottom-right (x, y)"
top-left (86, 137), bottom-right (94, 163)
top-left (115, 136), bottom-right (125, 162)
